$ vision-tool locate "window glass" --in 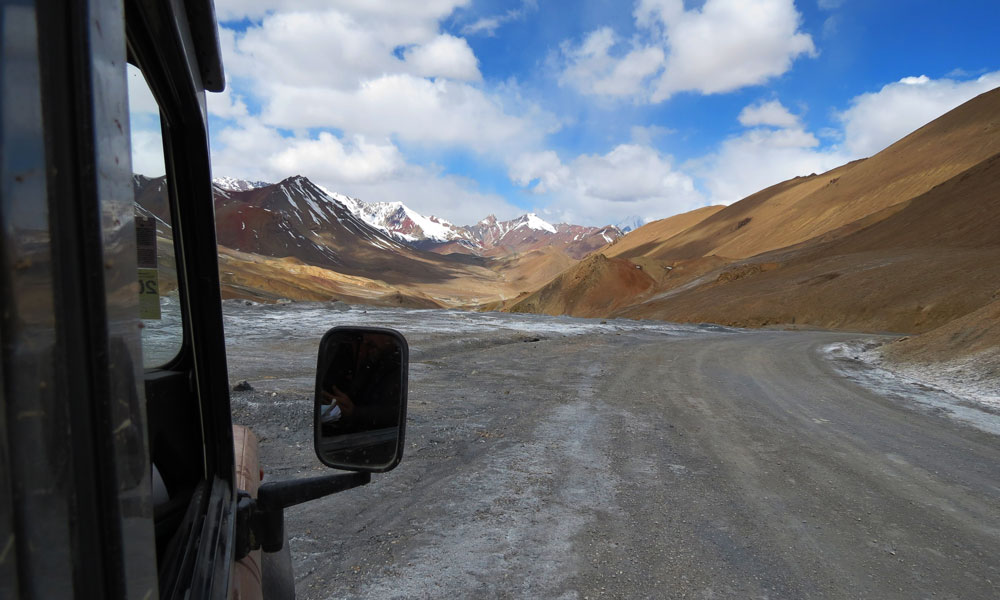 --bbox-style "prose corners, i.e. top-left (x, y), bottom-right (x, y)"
top-left (127, 63), bottom-right (183, 367)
